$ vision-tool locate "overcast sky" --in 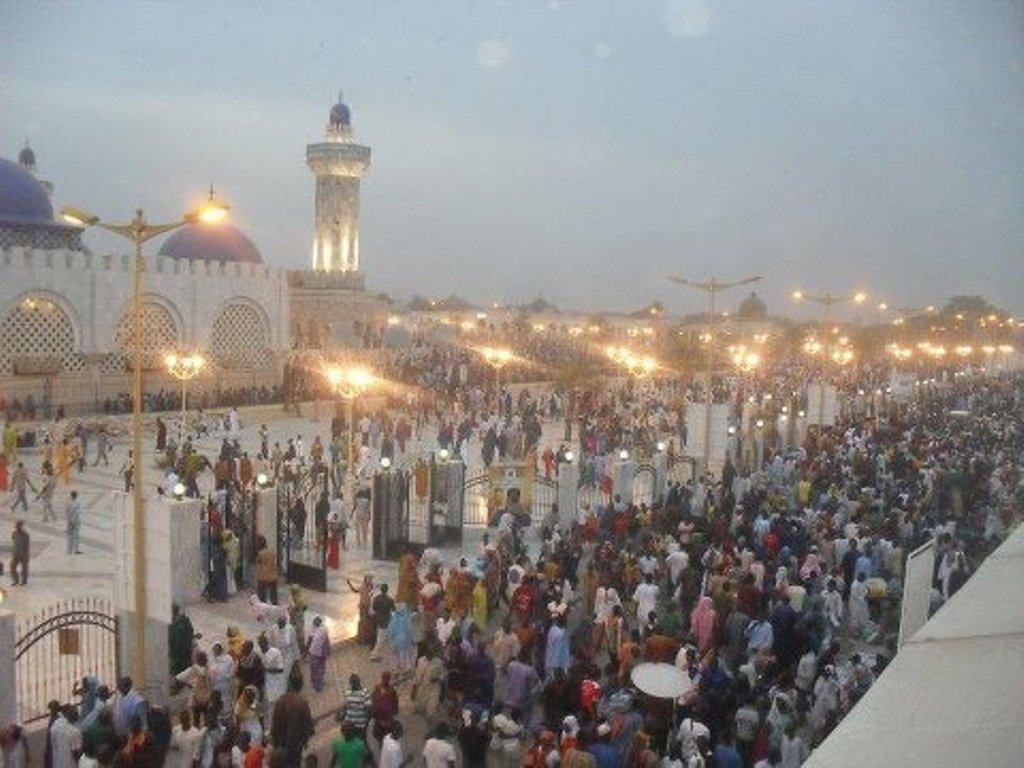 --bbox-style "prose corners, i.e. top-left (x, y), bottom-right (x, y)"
top-left (2, 1), bottom-right (1021, 318)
